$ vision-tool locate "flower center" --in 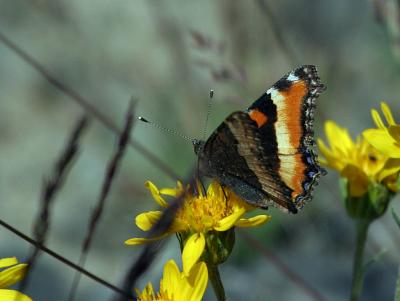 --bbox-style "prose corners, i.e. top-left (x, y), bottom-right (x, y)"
top-left (177, 189), bottom-right (234, 232)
